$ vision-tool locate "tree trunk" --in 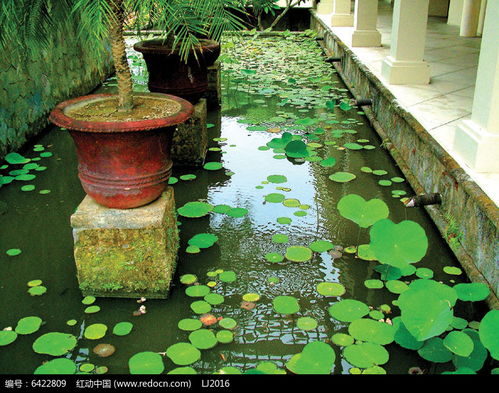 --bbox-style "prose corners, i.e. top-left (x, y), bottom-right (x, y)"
top-left (109, 0), bottom-right (134, 112)
top-left (268, 0), bottom-right (297, 31)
